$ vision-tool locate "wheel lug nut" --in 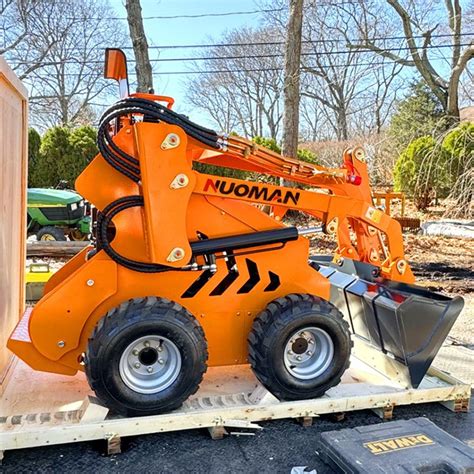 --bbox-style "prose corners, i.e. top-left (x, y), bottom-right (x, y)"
top-left (144, 341), bottom-right (150, 347)
top-left (287, 350), bottom-right (293, 355)
top-left (157, 346), bottom-right (163, 352)
top-left (147, 367), bottom-right (153, 373)
top-left (308, 340), bottom-right (314, 344)
top-left (296, 356), bottom-right (302, 361)
top-left (307, 351), bottom-right (312, 356)
top-left (158, 359), bottom-right (164, 365)
top-left (132, 349), bottom-right (139, 356)
top-left (134, 362), bottom-right (141, 369)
